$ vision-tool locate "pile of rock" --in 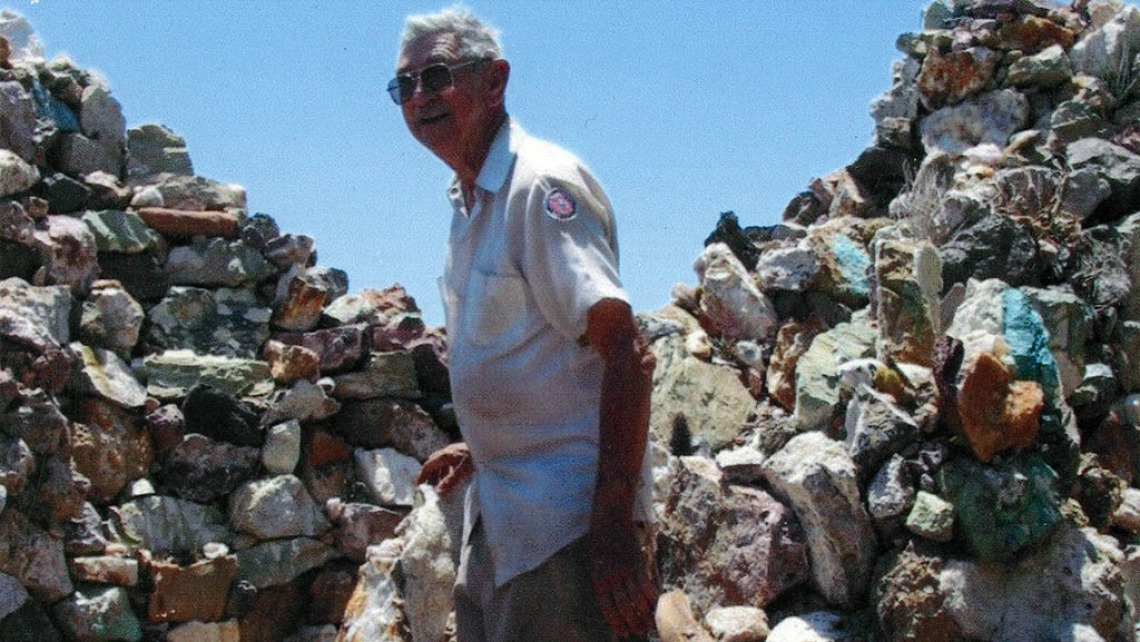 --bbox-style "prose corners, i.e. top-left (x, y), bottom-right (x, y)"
top-left (0, 10), bottom-right (455, 642)
top-left (644, 1), bottom-right (1140, 640)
